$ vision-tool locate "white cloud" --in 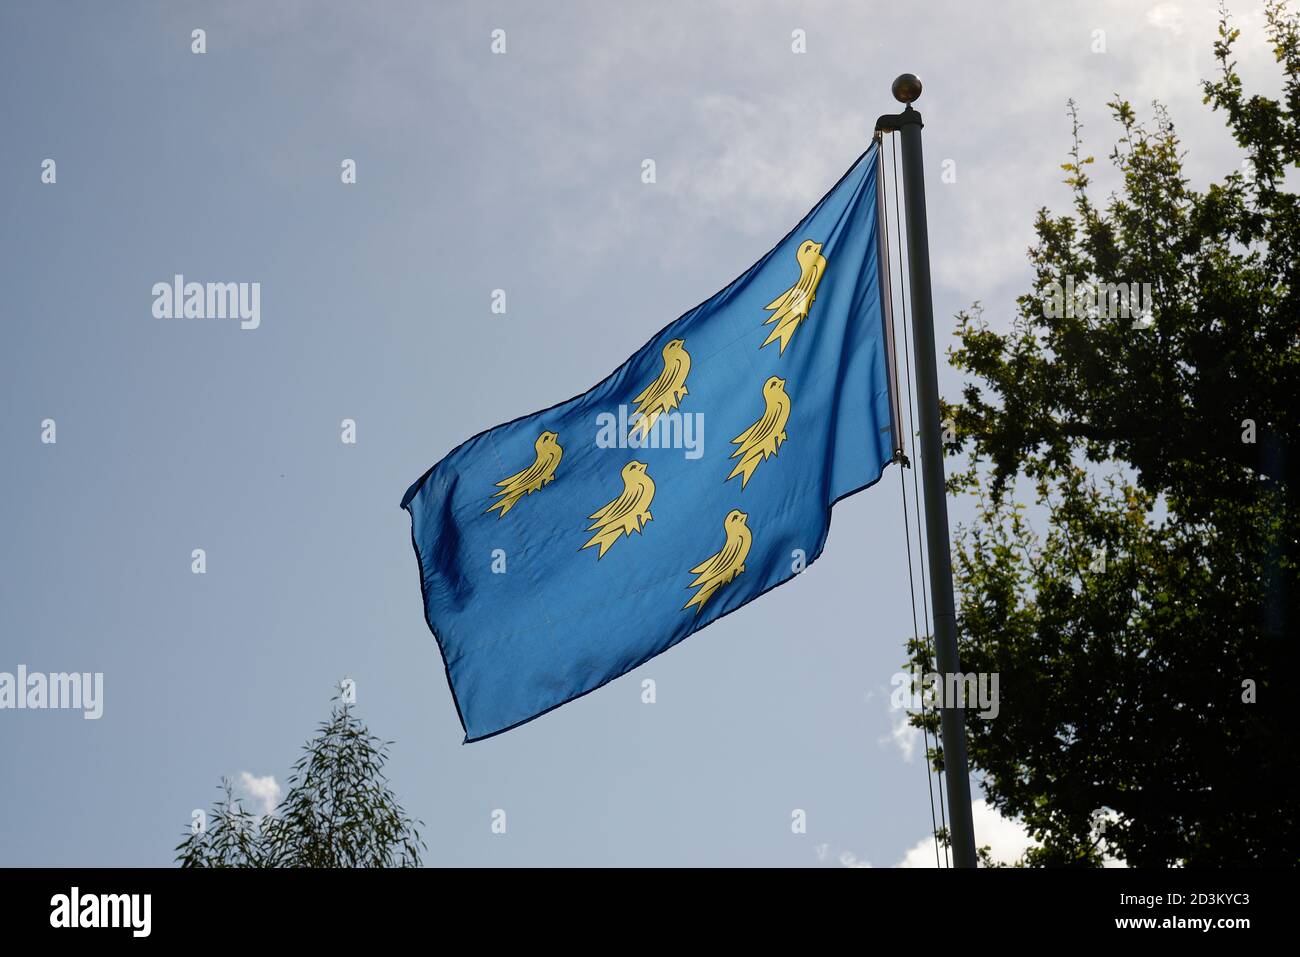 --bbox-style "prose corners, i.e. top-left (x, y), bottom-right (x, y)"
top-left (237, 771), bottom-right (282, 817)
top-left (813, 842), bottom-right (873, 868)
top-left (898, 799), bottom-right (1036, 867)
top-left (897, 799), bottom-right (1130, 866)
top-left (879, 706), bottom-right (921, 763)
top-left (665, 93), bottom-right (867, 234)
top-left (1147, 3), bottom-right (1187, 35)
